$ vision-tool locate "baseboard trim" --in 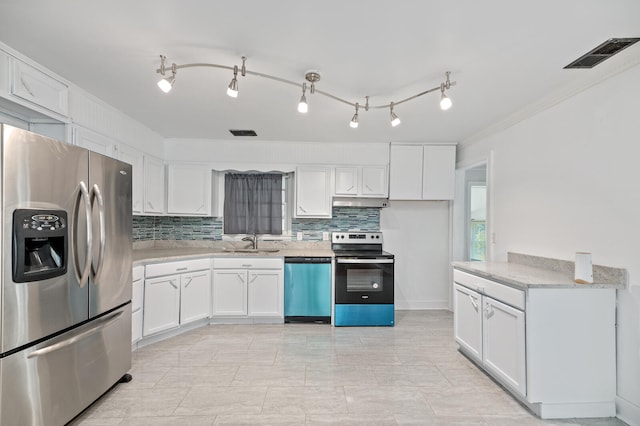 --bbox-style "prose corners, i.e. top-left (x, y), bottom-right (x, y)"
top-left (394, 300), bottom-right (449, 310)
top-left (617, 395), bottom-right (640, 426)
